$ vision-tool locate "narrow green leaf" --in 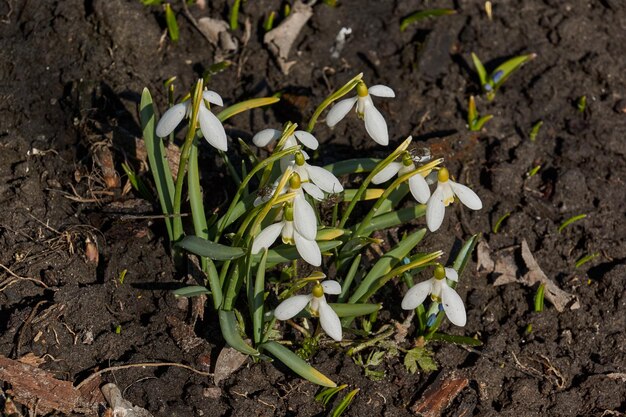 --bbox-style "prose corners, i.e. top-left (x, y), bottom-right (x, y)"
top-left (473, 114), bottom-right (493, 131)
top-left (355, 205), bottom-right (426, 236)
top-left (121, 162), bottom-right (153, 201)
top-left (491, 53), bottom-right (536, 92)
top-left (529, 120), bottom-right (543, 142)
top-left (260, 341), bottom-right (336, 387)
top-left (177, 236), bottom-right (245, 261)
top-left (173, 286), bottom-right (211, 298)
top-left (400, 8), bottom-right (456, 32)
top-left (471, 53), bottom-right (488, 87)
top-left (558, 214), bottom-right (586, 233)
top-left (328, 303), bottom-right (381, 317)
top-left (428, 332), bottom-right (483, 346)
top-left (492, 212), bottom-right (510, 234)
top-left (577, 95), bottom-right (587, 112)
top-left (468, 95), bottom-right (478, 126)
top-left (575, 252), bottom-right (599, 268)
top-left (140, 88), bottom-right (175, 241)
top-left (316, 385), bottom-right (348, 406)
top-left (452, 234), bottom-right (479, 276)
top-left (323, 158), bottom-right (380, 176)
top-left (331, 388), bottom-right (359, 417)
top-left (217, 97), bottom-right (280, 122)
top-left (338, 254), bottom-right (361, 303)
top-left (219, 310), bottom-right (259, 355)
top-left (263, 11), bottom-right (276, 31)
top-left (349, 229), bottom-right (426, 303)
top-left (164, 3), bottom-right (179, 42)
top-left (534, 283), bottom-right (545, 312)
top-left (316, 228), bottom-right (347, 241)
top-left (252, 249), bottom-right (268, 344)
top-left (229, 0), bottom-right (241, 30)
top-left (342, 188), bottom-right (384, 202)
top-left (260, 240), bottom-right (342, 266)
